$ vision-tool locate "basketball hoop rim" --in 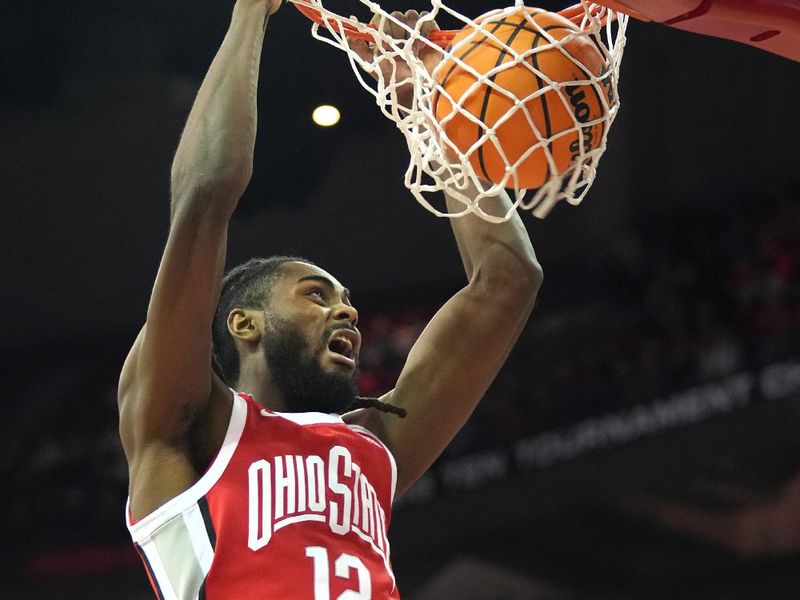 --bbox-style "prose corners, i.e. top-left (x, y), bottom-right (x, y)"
top-left (290, 1), bottom-right (623, 46)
